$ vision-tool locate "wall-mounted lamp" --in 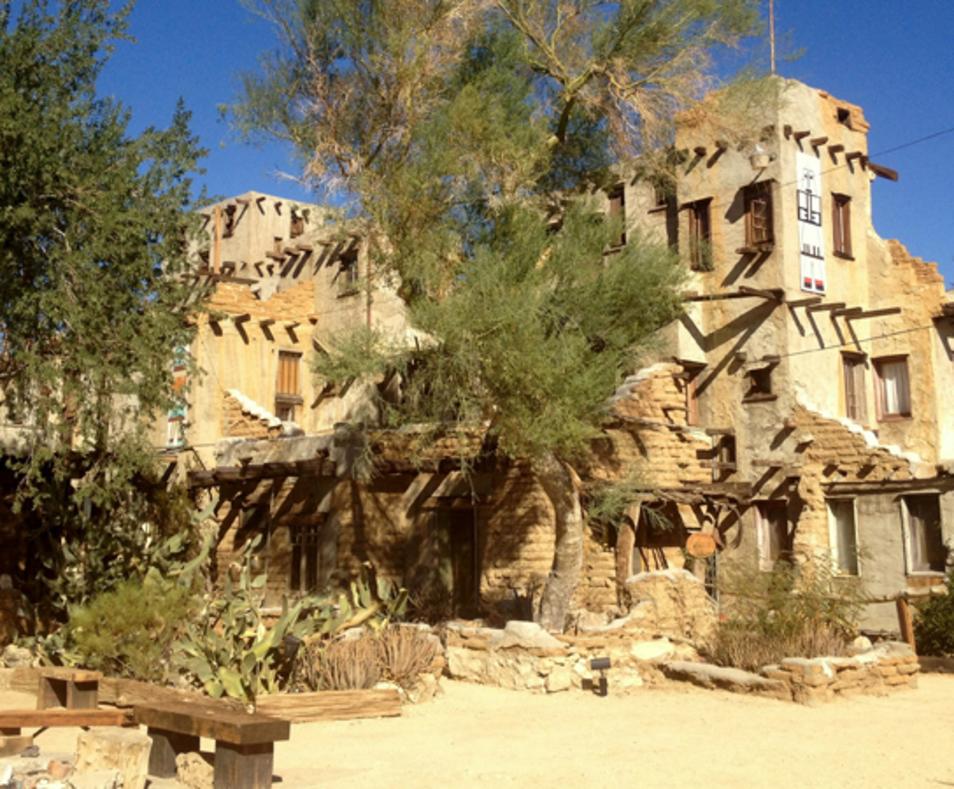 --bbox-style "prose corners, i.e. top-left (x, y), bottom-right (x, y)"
top-left (749, 143), bottom-right (771, 171)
